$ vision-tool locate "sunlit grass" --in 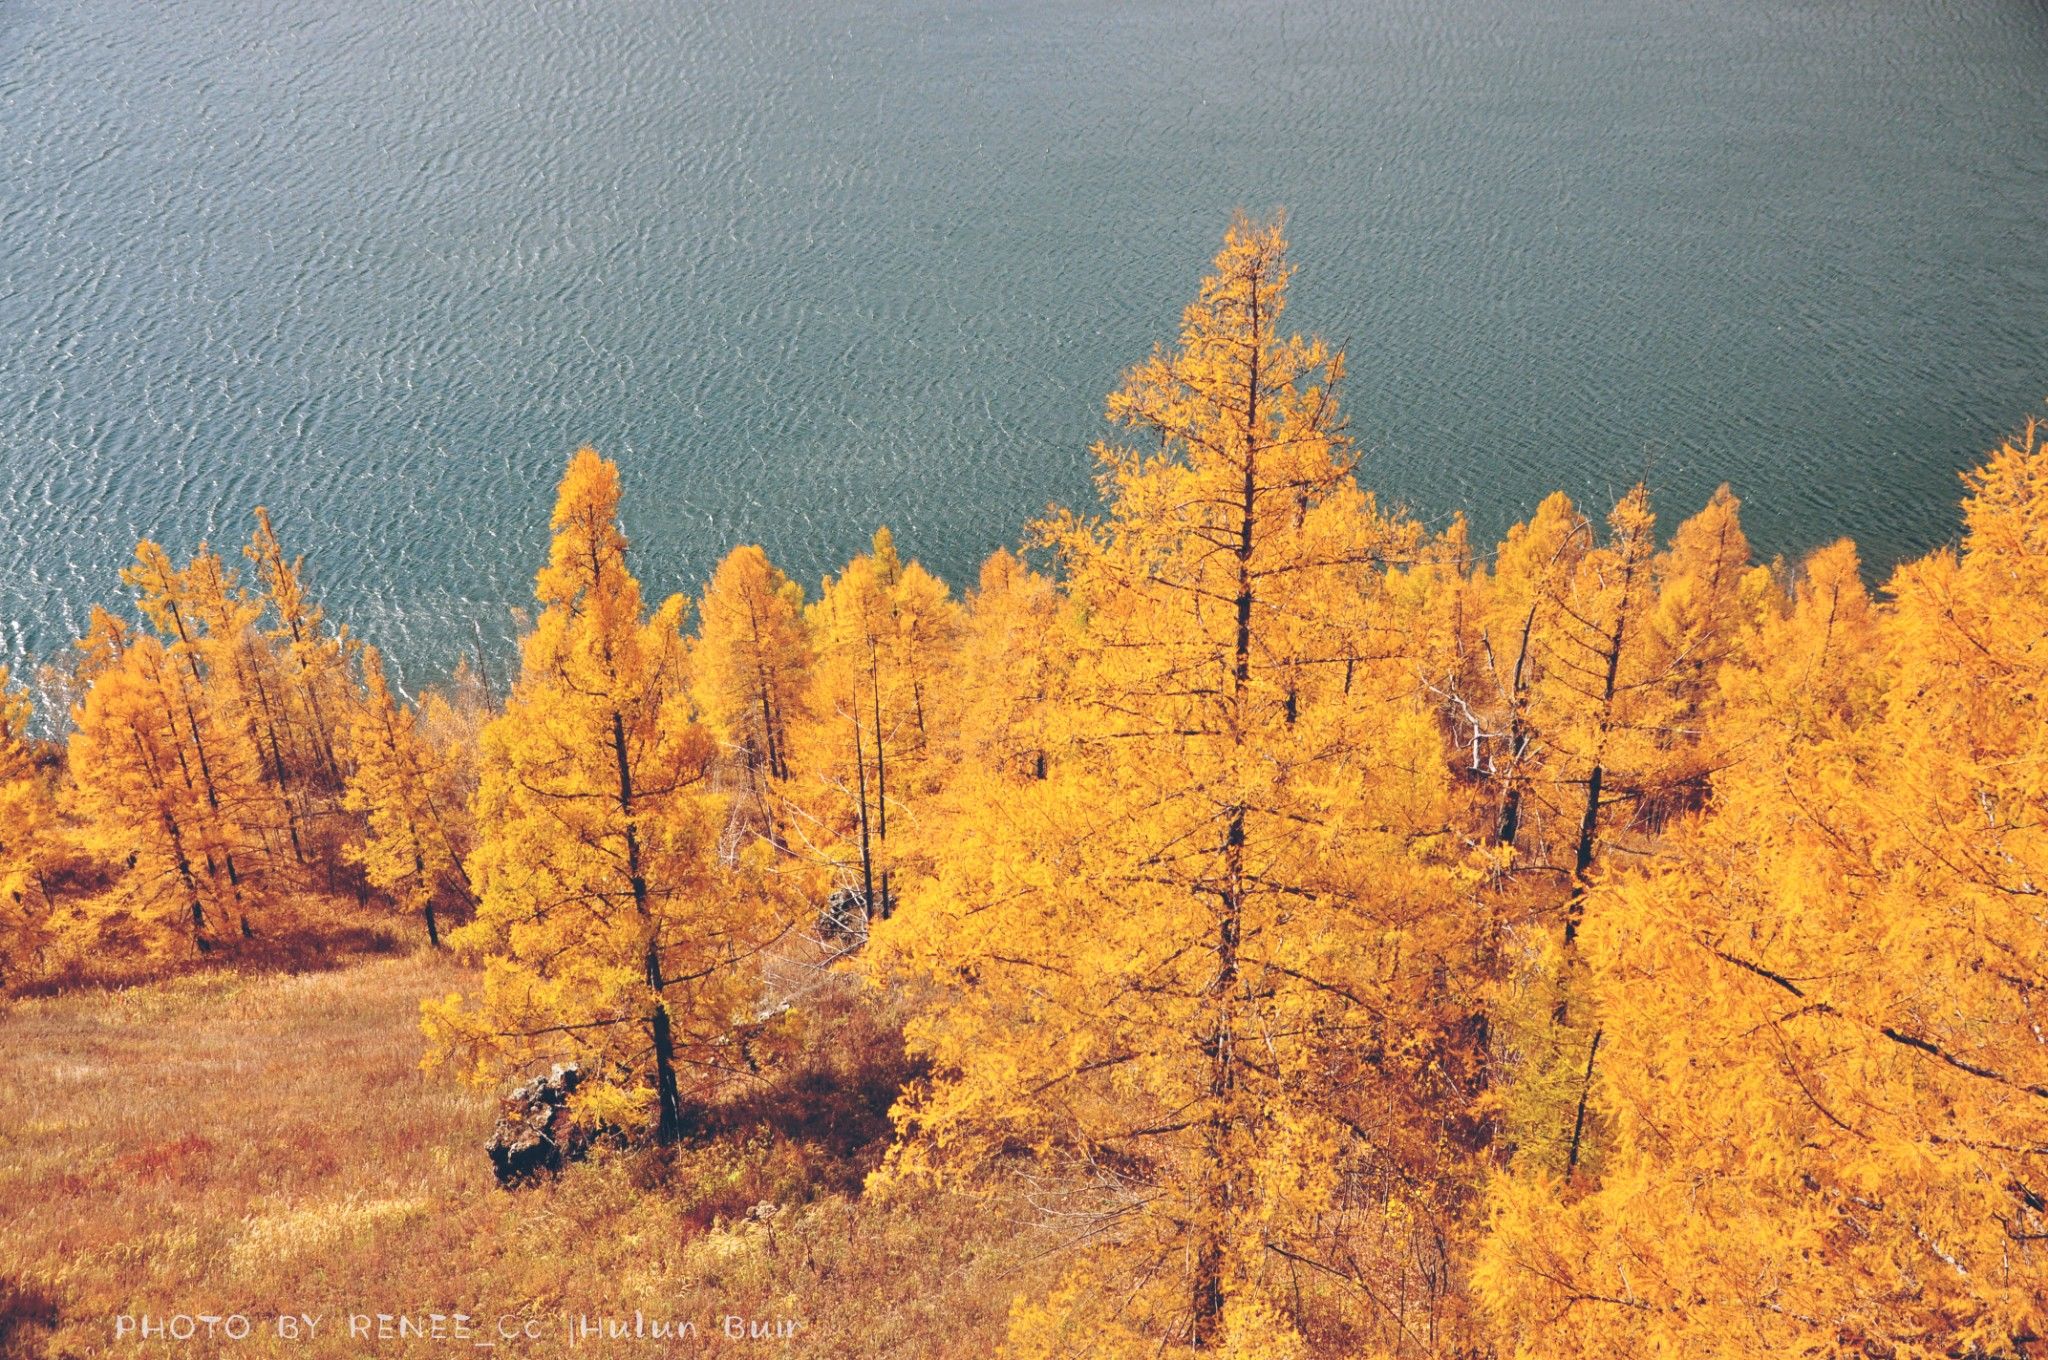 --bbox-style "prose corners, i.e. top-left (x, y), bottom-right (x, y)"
top-left (0, 951), bottom-right (1046, 1358)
